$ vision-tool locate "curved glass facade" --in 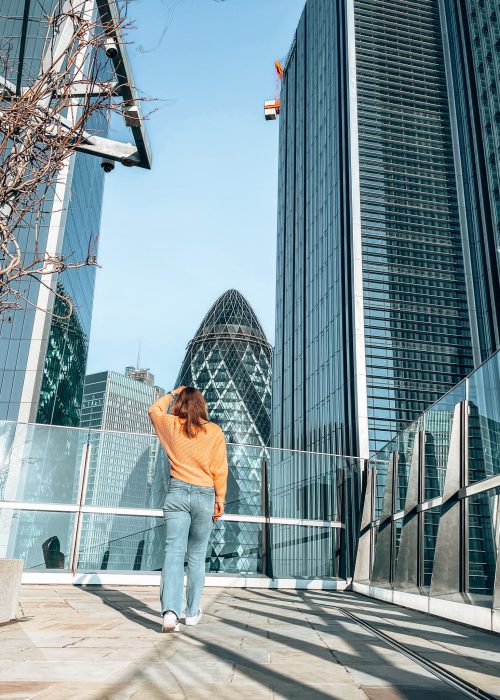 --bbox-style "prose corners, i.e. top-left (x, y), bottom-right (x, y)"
top-left (0, 2), bottom-right (107, 426)
top-left (176, 289), bottom-right (272, 572)
top-left (35, 140), bottom-right (106, 426)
